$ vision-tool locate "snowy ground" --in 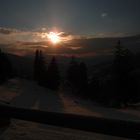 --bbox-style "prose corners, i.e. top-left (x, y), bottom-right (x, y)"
top-left (0, 78), bottom-right (140, 140)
